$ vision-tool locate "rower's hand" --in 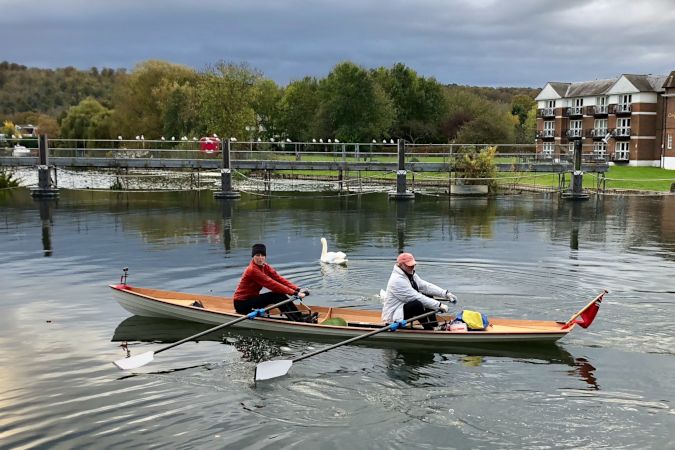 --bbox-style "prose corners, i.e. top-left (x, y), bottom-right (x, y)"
top-left (444, 290), bottom-right (458, 304)
top-left (439, 303), bottom-right (449, 313)
top-left (297, 288), bottom-right (310, 298)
